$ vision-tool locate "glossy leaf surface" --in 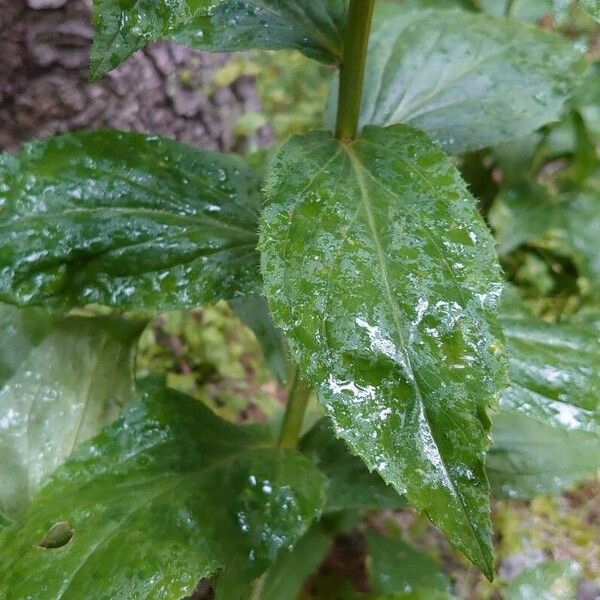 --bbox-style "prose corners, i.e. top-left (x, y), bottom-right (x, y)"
top-left (0, 305), bottom-right (142, 523)
top-left (488, 293), bottom-right (600, 498)
top-left (328, 9), bottom-right (583, 153)
top-left (367, 533), bottom-right (451, 595)
top-left (301, 420), bottom-right (405, 512)
top-left (91, 0), bottom-right (346, 78)
top-left (0, 387), bottom-right (326, 599)
top-left (0, 130), bottom-right (260, 311)
top-left (261, 126), bottom-right (507, 576)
